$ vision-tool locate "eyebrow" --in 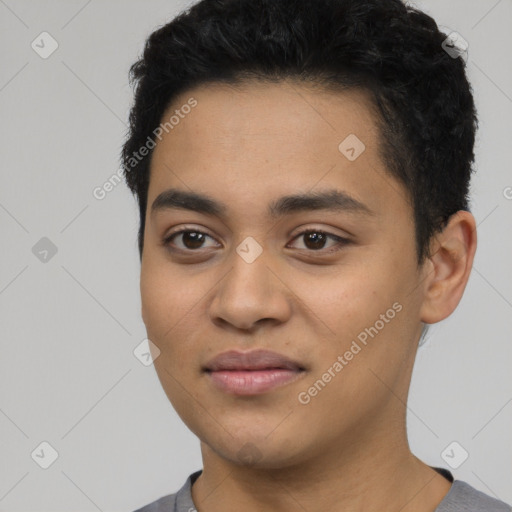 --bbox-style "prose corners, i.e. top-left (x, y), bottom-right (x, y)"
top-left (150, 187), bottom-right (374, 219)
